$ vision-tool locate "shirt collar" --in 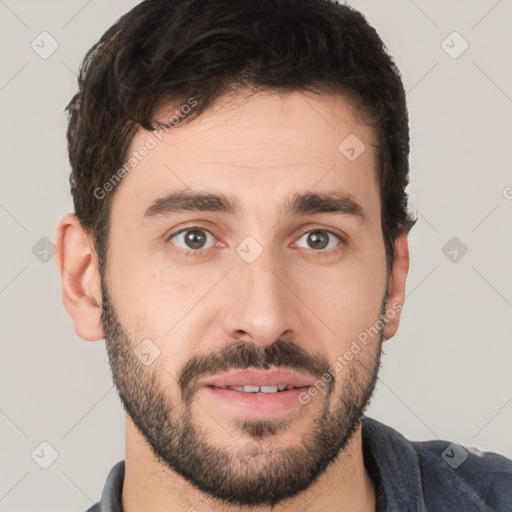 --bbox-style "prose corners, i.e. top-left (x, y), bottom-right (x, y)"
top-left (361, 416), bottom-right (427, 511)
top-left (98, 459), bottom-right (124, 511)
